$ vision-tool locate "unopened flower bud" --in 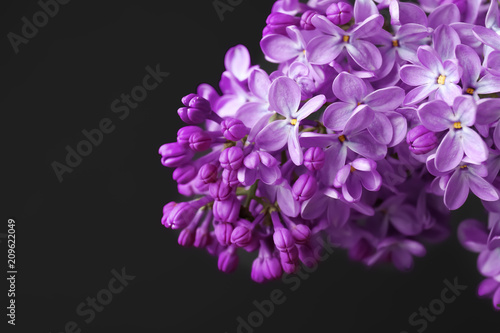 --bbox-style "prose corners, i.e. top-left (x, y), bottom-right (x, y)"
top-left (215, 222), bottom-right (234, 246)
top-left (221, 118), bottom-right (248, 141)
top-left (213, 196), bottom-right (241, 223)
top-left (177, 126), bottom-right (202, 146)
top-left (251, 258), bottom-right (266, 283)
top-left (194, 227), bottom-right (209, 248)
top-left (292, 173), bottom-right (317, 202)
top-left (407, 125), bottom-right (439, 155)
top-left (326, 2), bottom-right (353, 25)
top-left (222, 169), bottom-right (240, 187)
top-left (178, 94), bottom-right (212, 124)
top-left (168, 202), bottom-right (196, 230)
top-left (304, 147), bottom-right (325, 171)
top-left (161, 202), bottom-right (177, 227)
top-left (291, 224), bottom-right (311, 244)
top-left (218, 246), bottom-right (239, 273)
top-left (189, 131), bottom-right (213, 152)
top-left (300, 10), bottom-right (317, 30)
top-left (178, 229), bottom-right (194, 247)
top-left (159, 142), bottom-right (193, 167)
top-left (262, 256), bottom-right (283, 280)
top-left (209, 179), bottom-right (233, 201)
top-left (199, 163), bottom-right (218, 184)
top-left (264, 12), bottom-right (299, 36)
top-left (273, 227), bottom-right (296, 251)
top-left (220, 146), bottom-right (244, 170)
top-left (231, 225), bottom-right (252, 247)
top-left (173, 165), bottom-right (197, 185)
